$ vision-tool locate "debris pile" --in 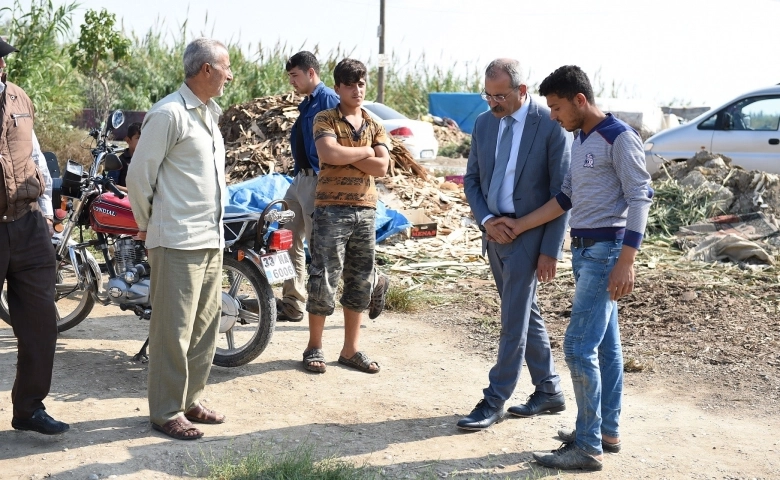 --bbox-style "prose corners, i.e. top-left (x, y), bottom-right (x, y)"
top-left (433, 124), bottom-right (469, 146)
top-left (654, 151), bottom-right (780, 215)
top-left (376, 174), bottom-right (486, 278)
top-left (218, 94), bottom-right (485, 277)
top-left (652, 151), bottom-right (780, 265)
top-left (220, 92), bottom-right (303, 183)
top-left (220, 94), bottom-right (428, 184)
